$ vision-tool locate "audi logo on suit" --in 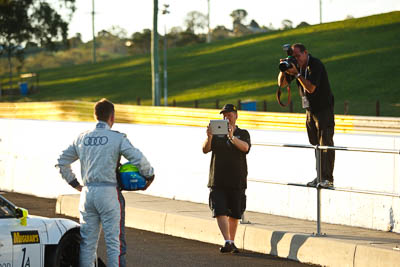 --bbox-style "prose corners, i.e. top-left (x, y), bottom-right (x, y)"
top-left (83, 136), bottom-right (108, 146)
